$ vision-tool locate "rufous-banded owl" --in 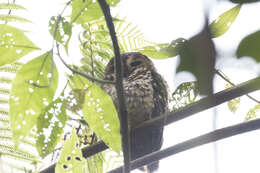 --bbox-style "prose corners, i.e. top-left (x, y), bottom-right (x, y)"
top-left (102, 52), bottom-right (168, 173)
